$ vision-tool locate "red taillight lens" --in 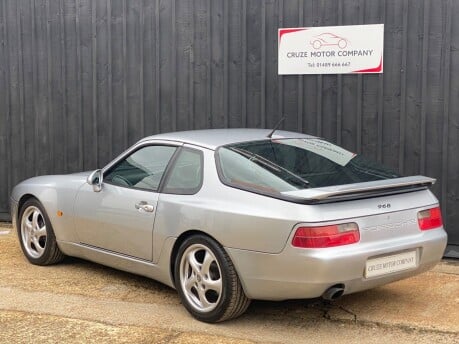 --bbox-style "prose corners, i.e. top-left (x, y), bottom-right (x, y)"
top-left (417, 207), bottom-right (443, 230)
top-left (292, 223), bottom-right (360, 248)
